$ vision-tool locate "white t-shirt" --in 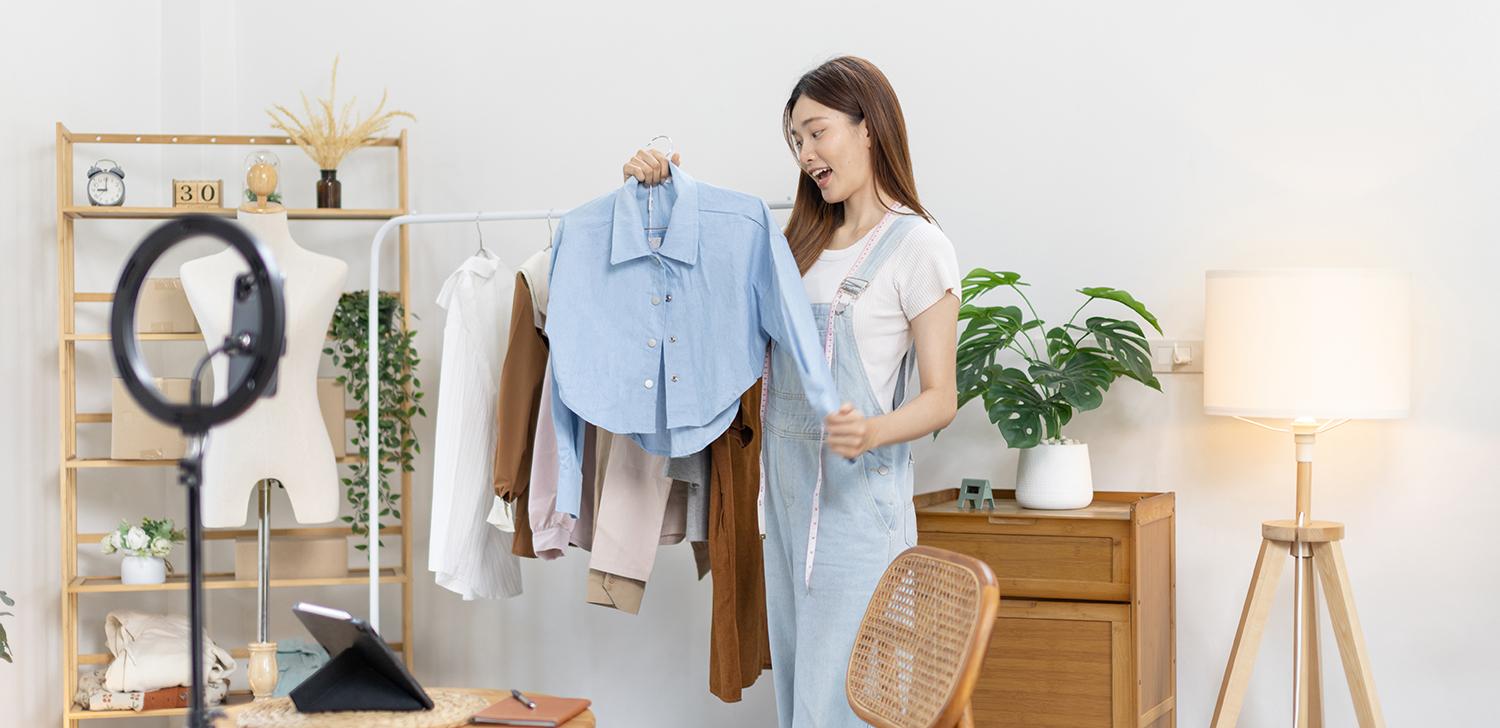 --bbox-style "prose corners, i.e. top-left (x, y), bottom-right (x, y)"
top-left (801, 212), bottom-right (961, 412)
